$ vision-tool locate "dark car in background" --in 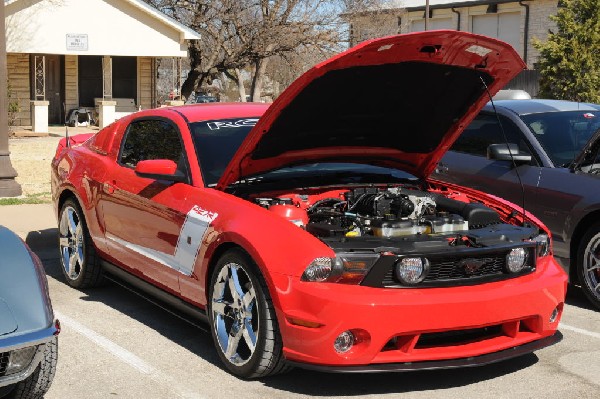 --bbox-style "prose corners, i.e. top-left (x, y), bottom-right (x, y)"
top-left (0, 226), bottom-right (59, 398)
top-left (433, 99), bottom-right (600, 309)
top-left (194, 95), bottom-right (218, 104)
